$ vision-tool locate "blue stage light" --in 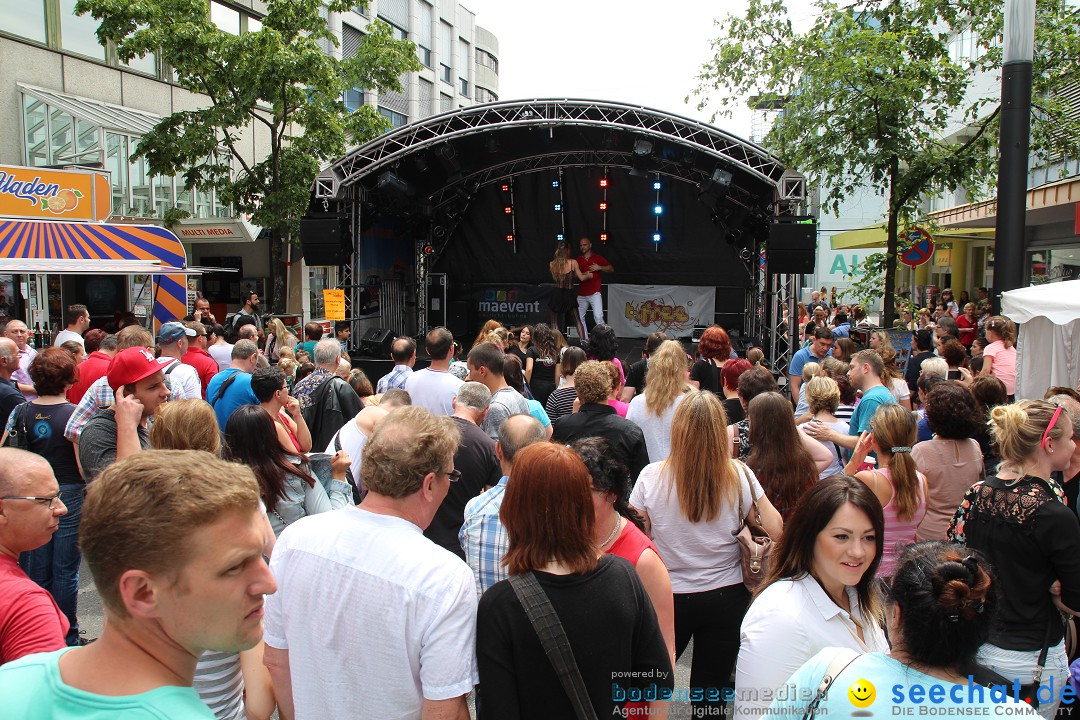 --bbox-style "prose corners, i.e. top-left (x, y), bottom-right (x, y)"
top-left (653, 181), bottom-right (661, 190)
top-left (652, 233), bottom-right (661, 243)
top-left (654, 205), bottom-right (663, 215)
top-left (554, 203), bottom-right (562, 211)
top-left (557, 233), bottom-right (564, 242)
top-left (552, 180), bottom-right (559, 188)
